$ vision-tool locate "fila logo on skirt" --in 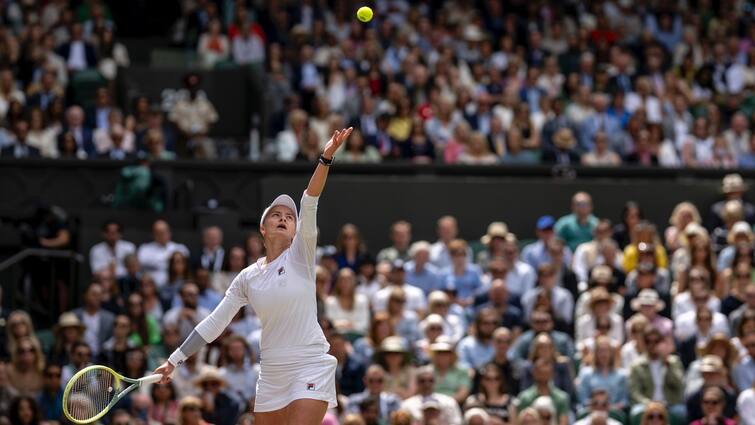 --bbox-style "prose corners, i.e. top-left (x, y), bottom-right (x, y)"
top-left (306, 383), bottom-right (316, 390)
